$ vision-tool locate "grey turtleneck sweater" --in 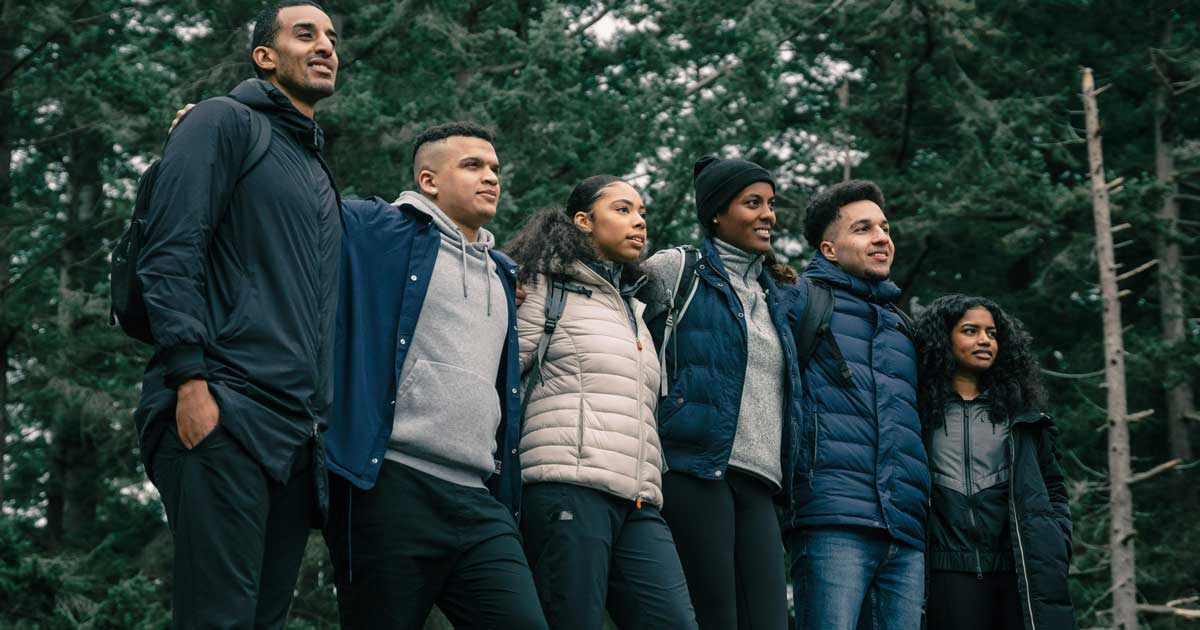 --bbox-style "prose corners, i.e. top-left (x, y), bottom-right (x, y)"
top-left (713, 238), bottom-right (785, 488)
top-left (385, 191), bottom-right (509, 487)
